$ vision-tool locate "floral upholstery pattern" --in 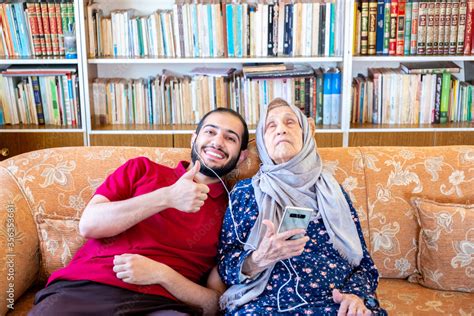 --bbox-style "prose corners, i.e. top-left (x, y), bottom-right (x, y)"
top-left (1, 145), bottom-right (473, 315)
top-left (378, 279), bottom-right (474, 315)
top-left (361, 147), bottom-right (474, 279)
top-left (410, 198), bottom-right (474, 292)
